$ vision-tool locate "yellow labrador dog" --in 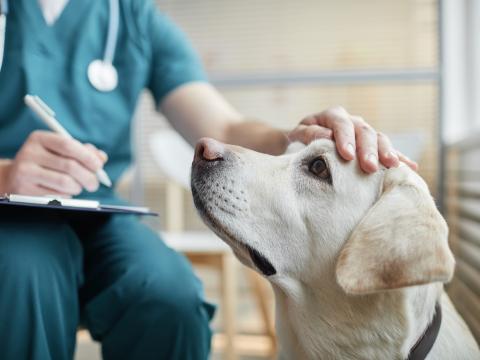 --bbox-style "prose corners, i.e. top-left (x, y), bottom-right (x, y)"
top-left (191, 138), bottom-right (480, 360)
